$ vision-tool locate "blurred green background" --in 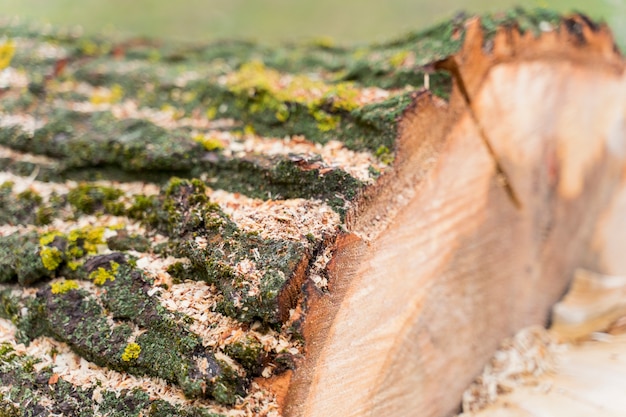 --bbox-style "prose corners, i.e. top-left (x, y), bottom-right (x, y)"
top-left (0, 0), bottom-right (624, 45)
